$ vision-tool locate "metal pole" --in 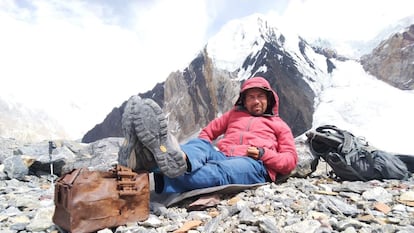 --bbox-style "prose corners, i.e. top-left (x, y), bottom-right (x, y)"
top-left (48, 141), bottom-right (56, 188)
